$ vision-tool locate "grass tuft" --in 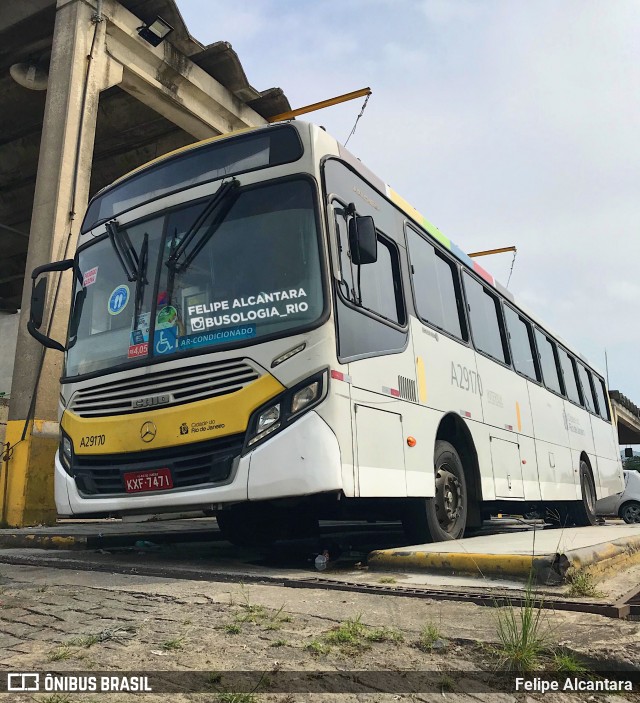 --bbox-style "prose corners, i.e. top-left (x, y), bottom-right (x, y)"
top-left (225, 623), bottom-right (242, 635)
top-left (161, 637), bottom-right (185, 650)
top-left (306, 638), bottom-right (331, 656)
top-left (378, 576), bottom-right (397, 584)
top-left (566, 568), bottom-right (603, 598)
top-left (495, 582), bottom-right (545, 672)
top-left (325, 615), bottom-right (366, 645)
top-left (365, 627), bottom-right (404, 643)
top-left (553, 649), bottom-right (586, 673)
top-left (416, 623), bottom-right (441, 652)
top-left (66, 634), bottom-right (99, 648)
top-left (438, 674), bottom-right (455, 692)
top-left (48, 646), bottom-right (74, 662)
